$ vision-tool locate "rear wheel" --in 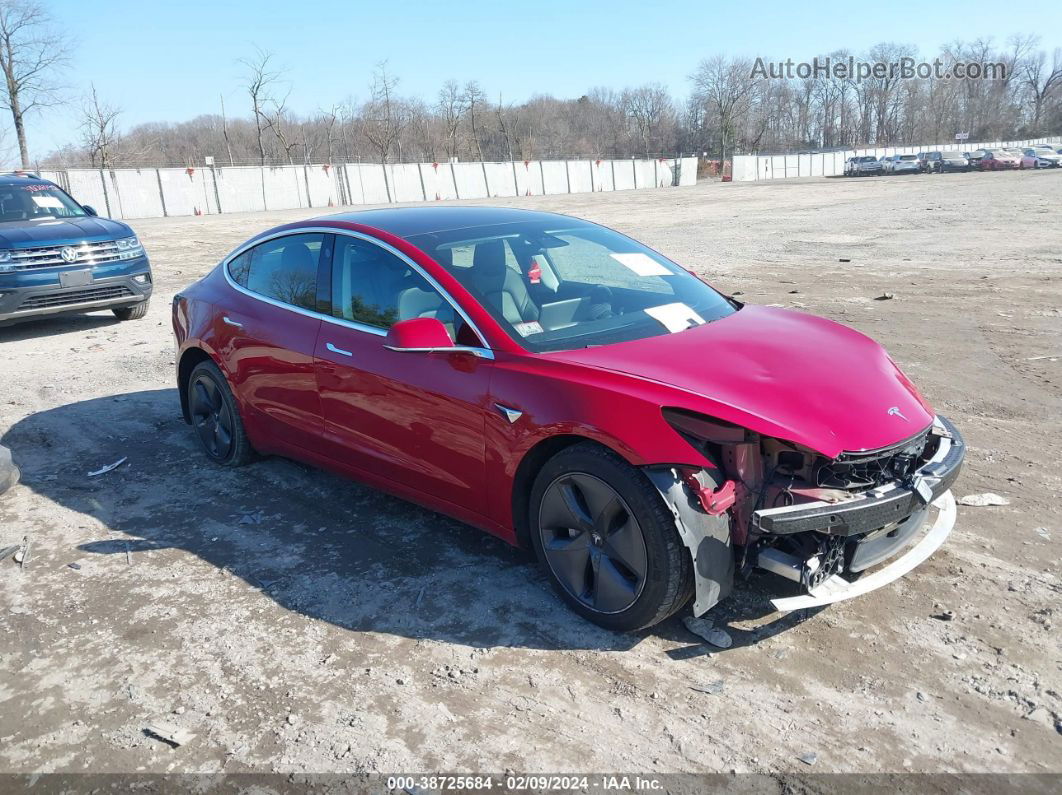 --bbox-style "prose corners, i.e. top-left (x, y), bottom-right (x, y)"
top-left (113, 301), bottom-right (149, 321)
top-left (529, 443), bottom-right (692, 632)
top-left (187, 360), bottom-right (256, 466)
